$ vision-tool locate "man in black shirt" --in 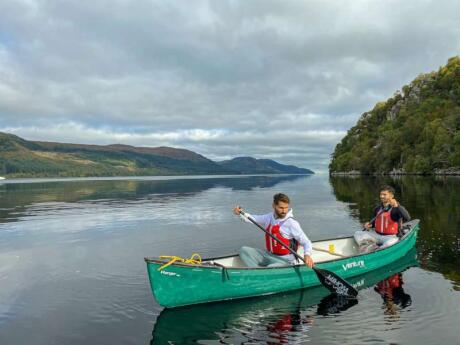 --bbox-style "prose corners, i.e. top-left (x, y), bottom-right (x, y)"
top-left (354, 185), bottom-right (411, 252)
